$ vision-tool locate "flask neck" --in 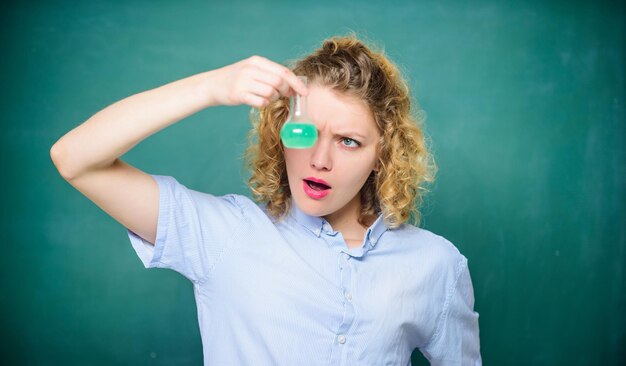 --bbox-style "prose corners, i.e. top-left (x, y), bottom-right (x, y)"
top-left (291, 93), bottom-right (308, 122)
top-left (289, 75), bottom-right (309, 122)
